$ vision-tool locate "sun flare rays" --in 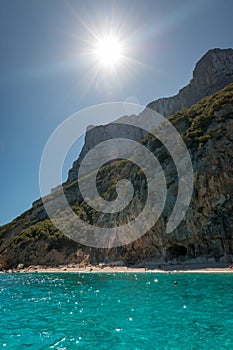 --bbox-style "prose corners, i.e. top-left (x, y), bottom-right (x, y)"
top-left (95, 35), bottom-right (123, 69)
